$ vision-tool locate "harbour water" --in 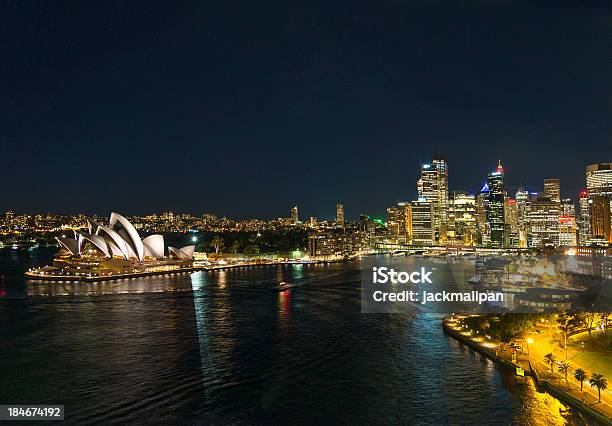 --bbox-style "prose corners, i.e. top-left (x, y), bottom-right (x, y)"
top-left (0, 247), bottom-right (598, 424)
